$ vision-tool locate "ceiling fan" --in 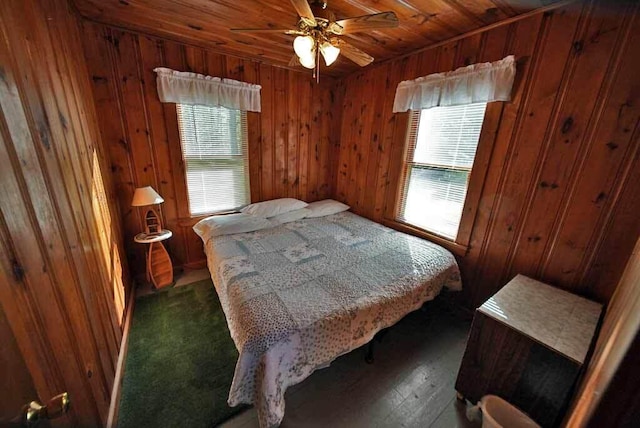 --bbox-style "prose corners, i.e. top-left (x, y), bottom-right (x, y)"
top-left (231, 0), bottom-right (399, 79)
